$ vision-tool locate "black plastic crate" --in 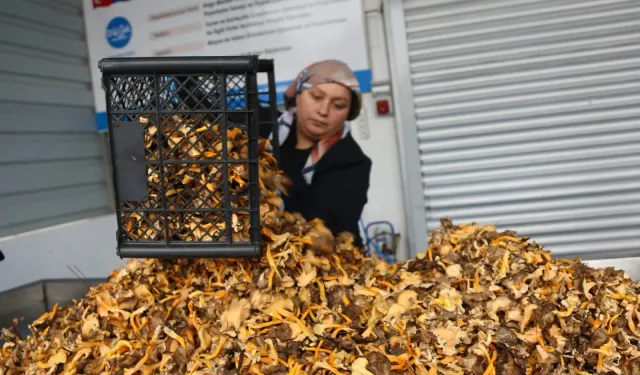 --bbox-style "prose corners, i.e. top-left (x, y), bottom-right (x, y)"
top-left (99, 56), bottom-right (277, 259)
